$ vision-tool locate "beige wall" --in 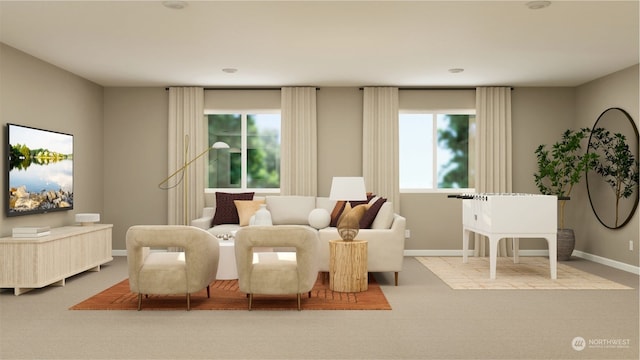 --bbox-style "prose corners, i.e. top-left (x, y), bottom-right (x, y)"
top-left (317, 88), bottom-right (364, 195)
top-left (574, 65), bottom-right (639, 267)
top-left (0, 44), bottom-right (104, 235)
top-left (103, 88), bottom-right (168, 249)
top-left (2, 41), bottom-right (638, 267)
